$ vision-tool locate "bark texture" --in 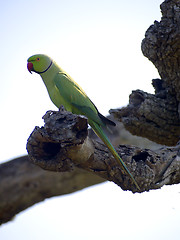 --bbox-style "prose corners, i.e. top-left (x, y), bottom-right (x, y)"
top-left (0, 155), bottom-right (104, 225)
top-left (110, 88), bottom-right (180, 146)
top-left (0, 110), bottom-right (160, 225)
top-left (1, 0), bottom-right (180, 226)
top-left (110, 0), bottom-right (180, 146)
top-left (26, 108), bottom-right (180, 193)
top-left (142, 0), bottom-right (180, 101)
